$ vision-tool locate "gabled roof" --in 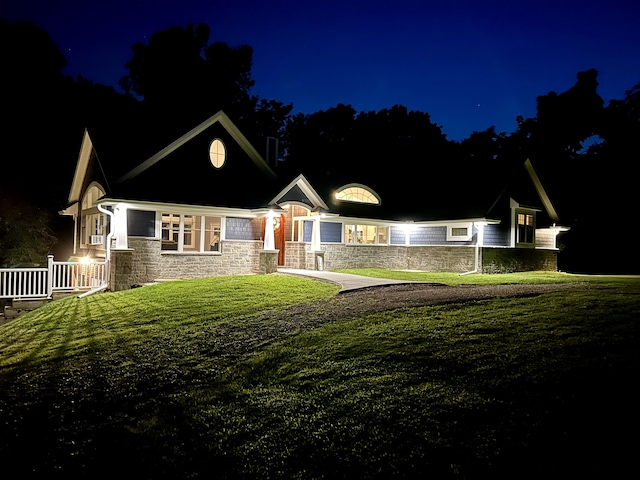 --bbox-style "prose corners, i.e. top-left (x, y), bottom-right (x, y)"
top-left (117, 110), bottom-right (275, 183)
top-left (67, 111), bottom-right (278, 210)
top-left (523, 159), bottom-right (560, 223)
top-left (269, 174), bottom-right (329, 210)
top-left (67, 129), bottom-right (110, 205)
